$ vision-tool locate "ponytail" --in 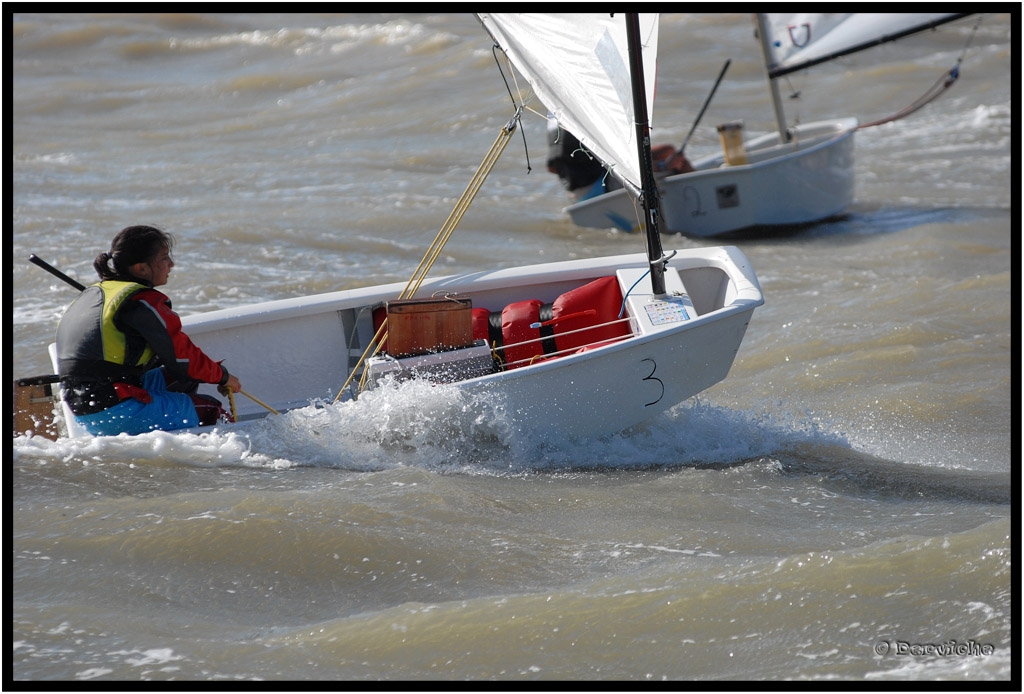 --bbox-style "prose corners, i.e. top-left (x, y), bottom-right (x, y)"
top-left (94, 225), bottom-right (174, 283)
top-left (93, 251), bottom-right (117, 281)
